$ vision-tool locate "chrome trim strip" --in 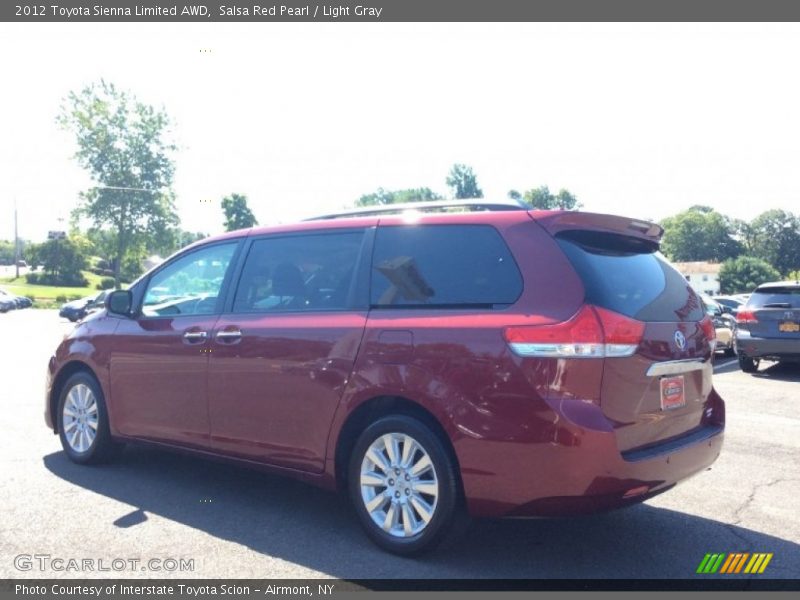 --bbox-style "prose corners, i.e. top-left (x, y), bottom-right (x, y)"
top-left (646, 358), bottom-right (708, 377)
